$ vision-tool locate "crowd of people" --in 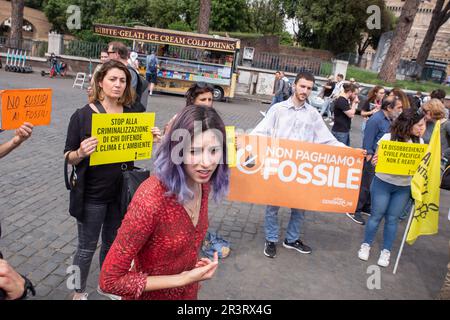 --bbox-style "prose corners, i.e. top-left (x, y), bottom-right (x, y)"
top-left (1, 41), bottom-right (449, 300)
